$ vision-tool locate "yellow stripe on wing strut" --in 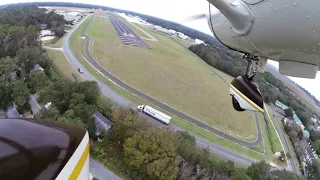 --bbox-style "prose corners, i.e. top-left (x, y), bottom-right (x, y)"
top-left (230, 85), bottom-right (264, 112)
top-left (69, 142), bottom-right (89, 180)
